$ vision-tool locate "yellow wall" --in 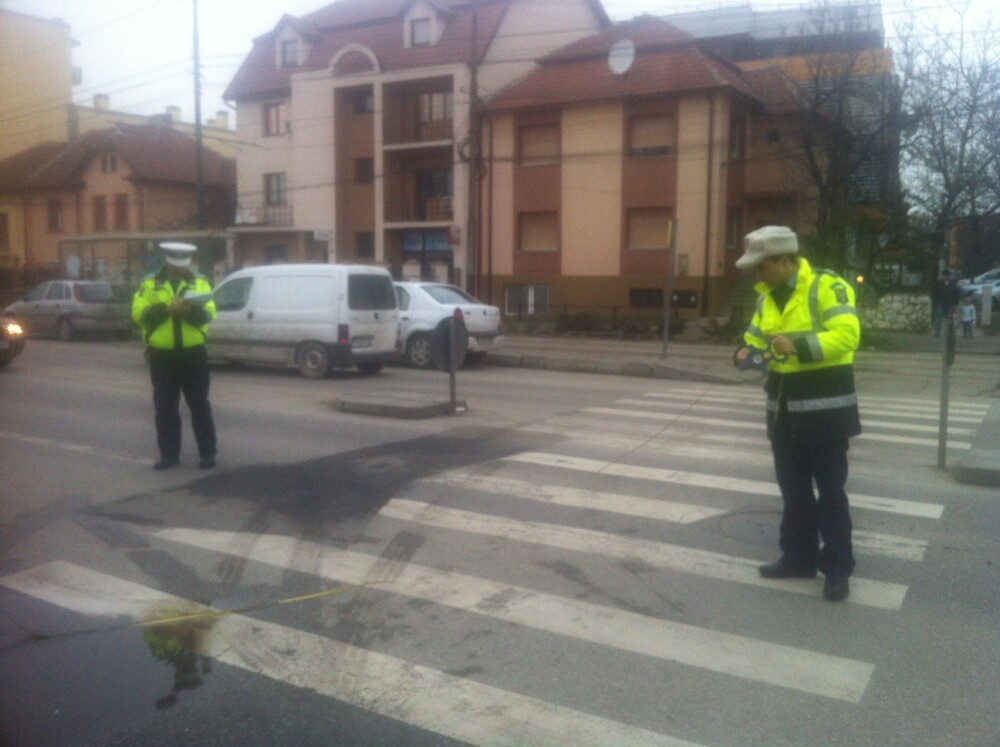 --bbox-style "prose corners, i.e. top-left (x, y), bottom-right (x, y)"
top-left (561, 103), bottom-right (623, 276)
top-left (0, 10), bottom-right (72, 160)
